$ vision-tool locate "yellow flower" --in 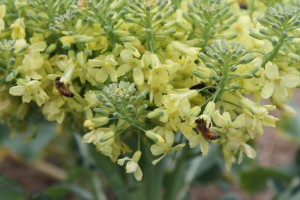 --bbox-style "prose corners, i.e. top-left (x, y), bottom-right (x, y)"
top-left (88, 55), bottom-right (118, 83)
top-left (0, 5), bottom-right (6, 33)
top-left (117, 49), bottom-right (144, 86)
top-left (9, 77), bottom-right (48, 106)
top-left (198, 101), bottom-right (216, 126)
top-left (161, 89), bottom-right (198, 130)
top-left (10, 18), bottom-right (26, 39)
top-left (261, 62), bottom-right (300, 103)
top-left (42, 96), bottom-right (65, 123)
top-left (150, 126), bottom-right (185, 165)
top-left (212, 111), bottom-right (245, 134)
top-left (223, 130), bottom-right (256, 170)
top-left (83, 128), bottom-right (119, 161)
top-left (17, 52), bottom-right (45, 80)
top-left (148, 66), bottom-right (171, 106)
top-left (241, 97), bottom-right (278, 137)
top-left (117, 151), bottom-right (143, 181)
